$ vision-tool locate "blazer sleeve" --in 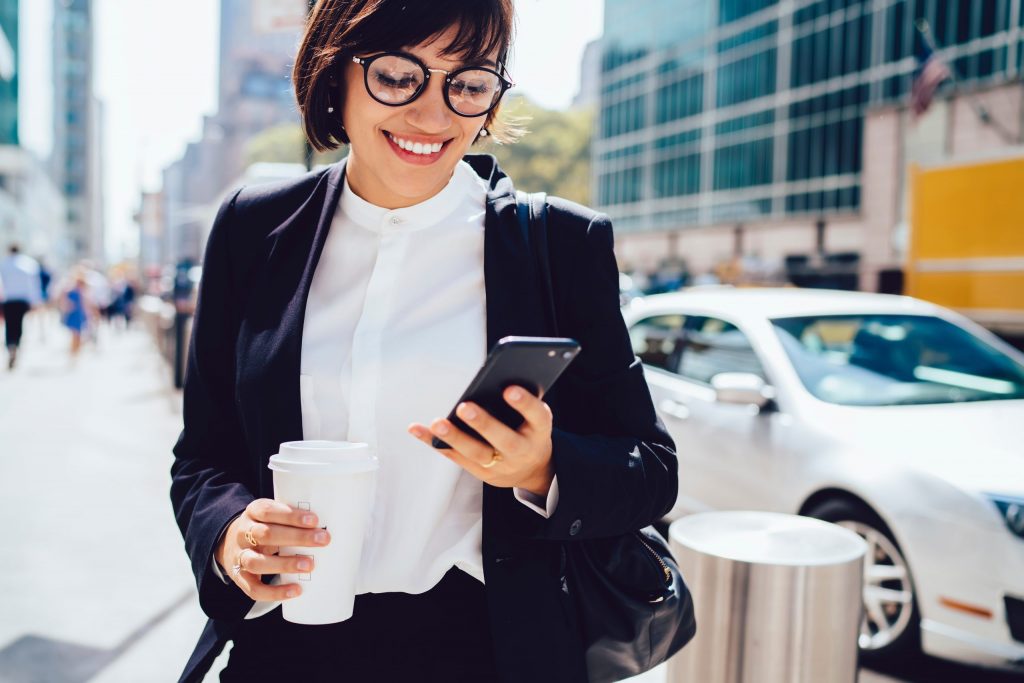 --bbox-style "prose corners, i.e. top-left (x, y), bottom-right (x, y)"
top-left (169, 188), bottom-right (256, 621)
top-left (537, 212), bottom-right (678, 541)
